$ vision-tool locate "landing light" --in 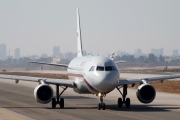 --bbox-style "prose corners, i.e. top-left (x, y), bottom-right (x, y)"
top-left (98, 93), bottom-right (101, 97)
